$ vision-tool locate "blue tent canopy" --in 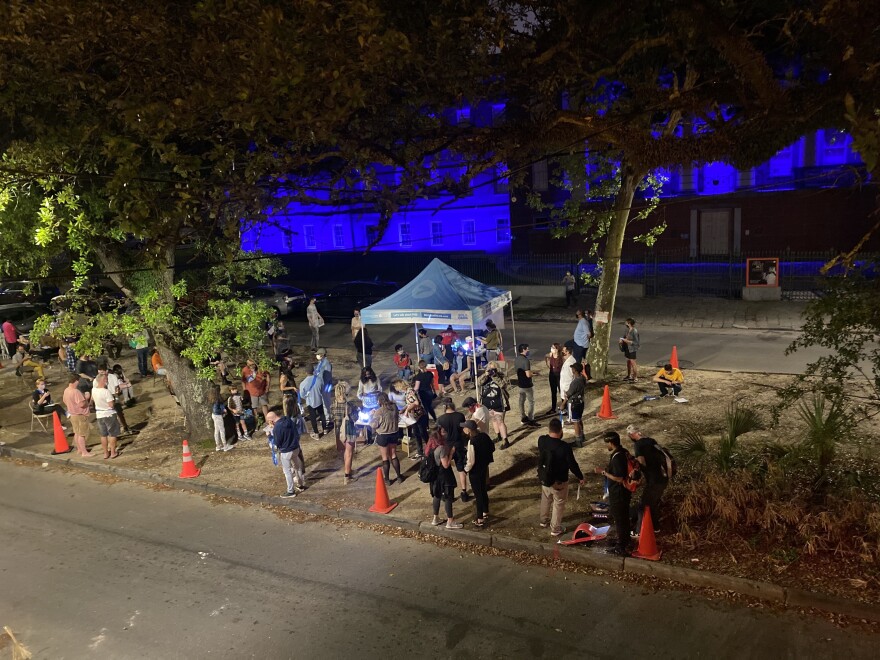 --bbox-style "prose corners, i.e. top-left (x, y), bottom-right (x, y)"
top-left (360, 258), bottom-right (512, 327)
